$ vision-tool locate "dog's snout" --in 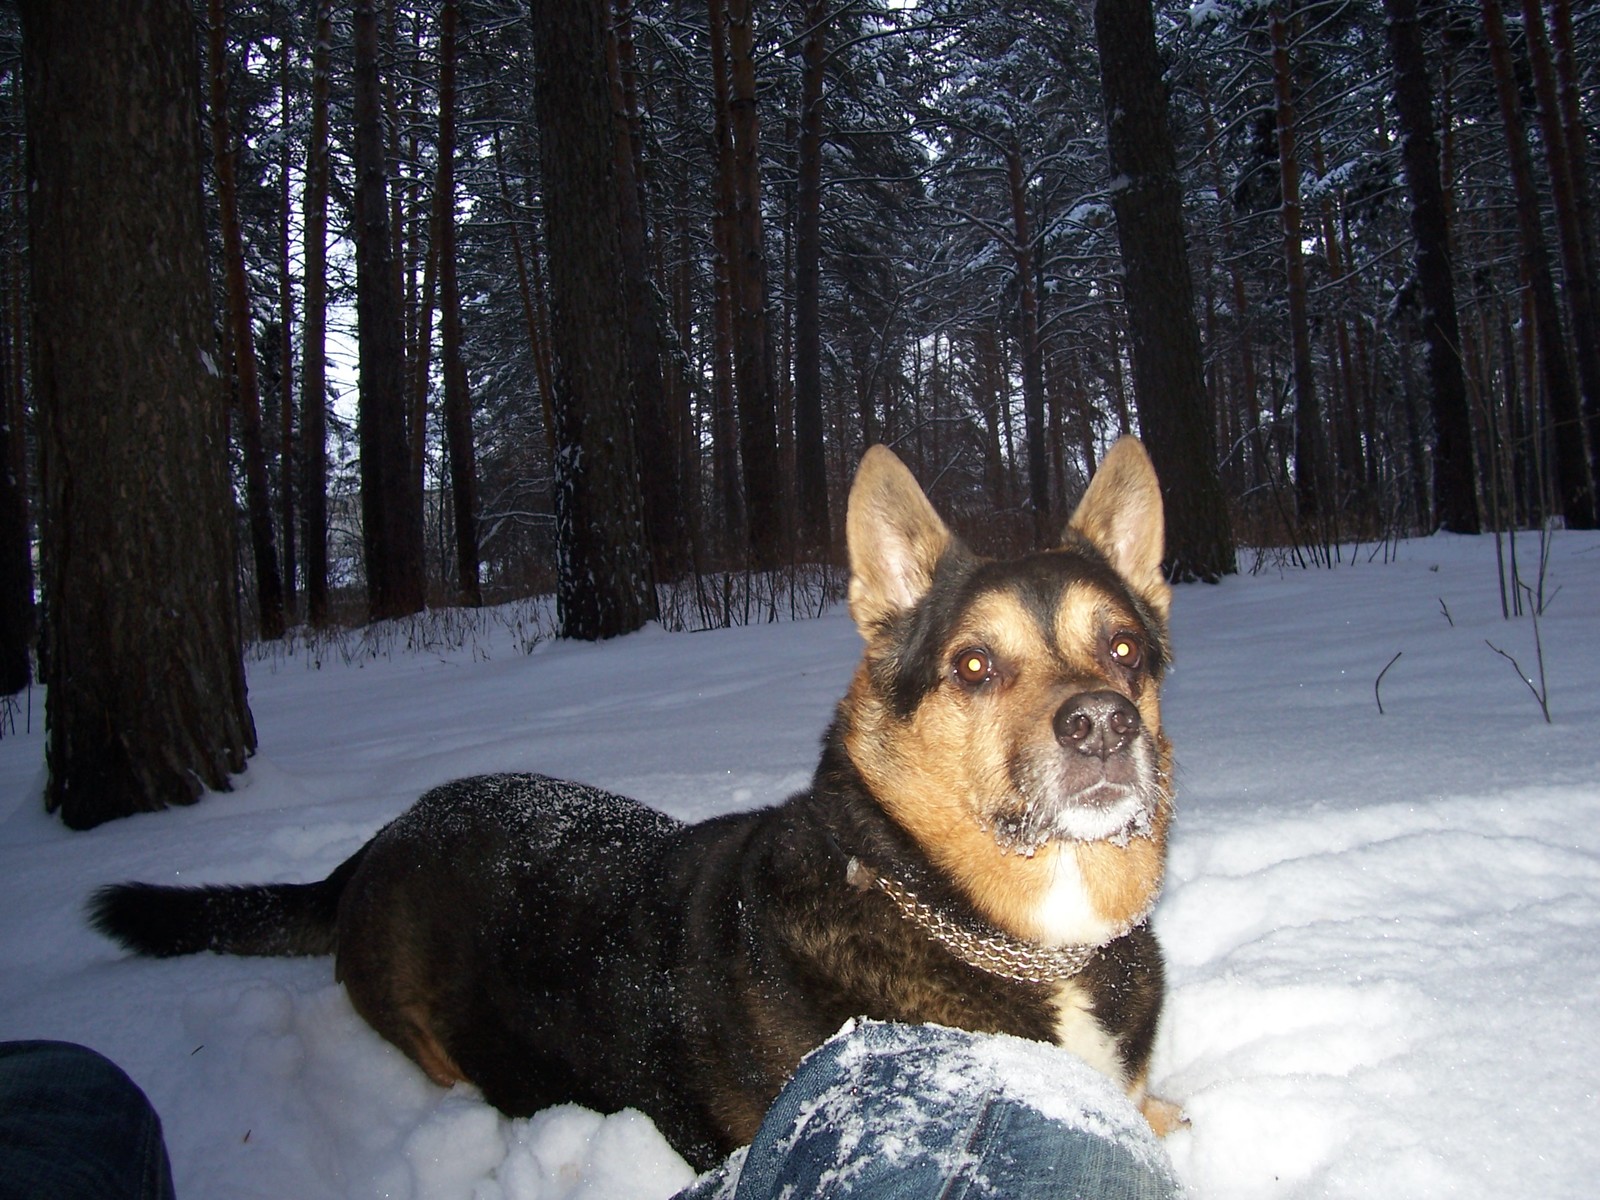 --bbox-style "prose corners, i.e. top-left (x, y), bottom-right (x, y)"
top-left (1054, 691), bottom-right (1140, 759)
